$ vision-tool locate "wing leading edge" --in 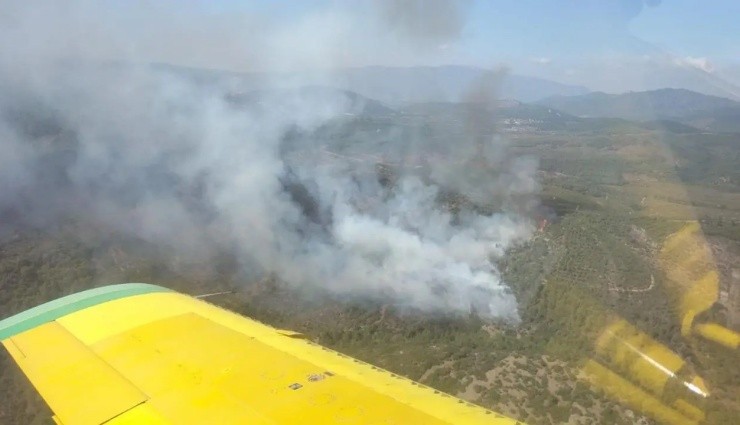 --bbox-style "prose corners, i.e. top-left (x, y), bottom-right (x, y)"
top-left (1, 283), bottom-right (521, 424)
